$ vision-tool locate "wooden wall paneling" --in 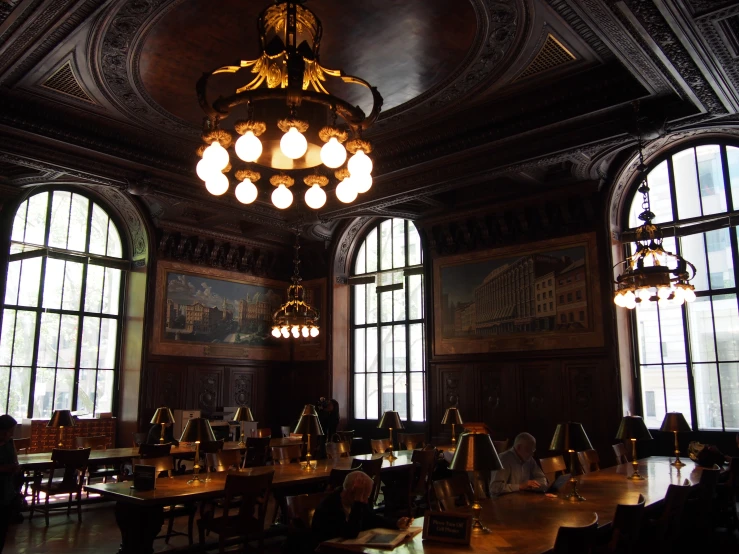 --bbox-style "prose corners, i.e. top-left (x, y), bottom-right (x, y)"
top-left (146, 362), bottom-right (186, 422)
top-left (475, 363), bottom-right (519, 443)
top-left (187, 365), bottom-right (224, 414)
top-left (430, 364), bottom-right (473, 440)
top-left (518, 361), bottom-right (563, 450)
